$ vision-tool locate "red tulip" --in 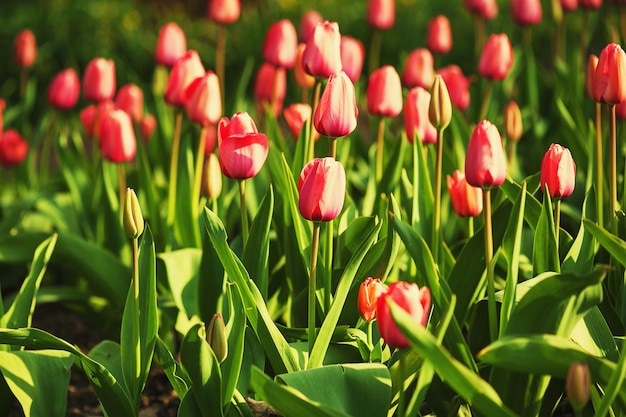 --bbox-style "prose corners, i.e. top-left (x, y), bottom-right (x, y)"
top-left (358, 277), bottom-right (387, 322)
top-left (540, 143), bottom-right (576, 199)
top-left (465, 120), bottom-right (507, 188)
top-left (511, 0), bottom-right (543, 26)
top-left (478, 34), bottom-right (514, 81)
top-left (207, 0), bottom-right (240, 25)
top-left (184, 71), bottom-right (222, 126)
top-left (401, 48), bottom-right (435, 89)
top-left (580, 0), bottom-right (602, 9)
top-left (294, 44), bottom-right (316, 89)
top-left (283, 103), bottom-right (312, 140)
top-left (47, 68), bottom-right (80, 110)
top-left (0, 130), bottom-right (29, 168)
top-left (504, 101), bottom-right (522, 141)
top-left (99, 109), bottom-right (137, 163)
top-left (298, 157), bottom-right (346, 222)
top-left (404, 87), bottom-right (437, 145)
top-left (340, 36), bottom-right (366, 83)
top-left (155, 22), bottom-right (187, 67)
top-left (437, 65), bottom-right (471, 110)
top-left (299, 10), bottom-right (323, 43)
top-left (592, 43), bottom-right (626, 104)
top-left (427, 15), bottom-right (453, 55)
top-left (218, 112), bottom-right (268, 179)
top-left (302, 21), bottom-right (343, 78)
top-left (367, 65), bottom-right (403, 118)
top-left (203, 124), bottom-right (218, 156)
top-left (83, 57), bottom-right (116, 102)
top-left (253, 63), bottom-right (286, 117)
top-left (262, 19), bottom-right (298, 69)
top-left (80, 100), bottom-right (115, 138)
top-left (464, 0), bottom-right (498, 19)
top-left (447, 170), bottom-right (483, 217)
top-left (586, 54), bottom-right (599, 101)
top-left (376, 281), bottom-right (430, 349)
top-left (561, 0), bottom-right (578, 10)
top-left (314, 71), bottom-right (358, 138)
top-left (140, 114), bottom-right (157, 143)
top-left (367, 0), bottom-right (395, 30)
top-left (115, 83), bottom-right (144, 123)
top-left (164, 50), bottom-right (205, 107)
top-left (13, 29), bottom-right (36, 69)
